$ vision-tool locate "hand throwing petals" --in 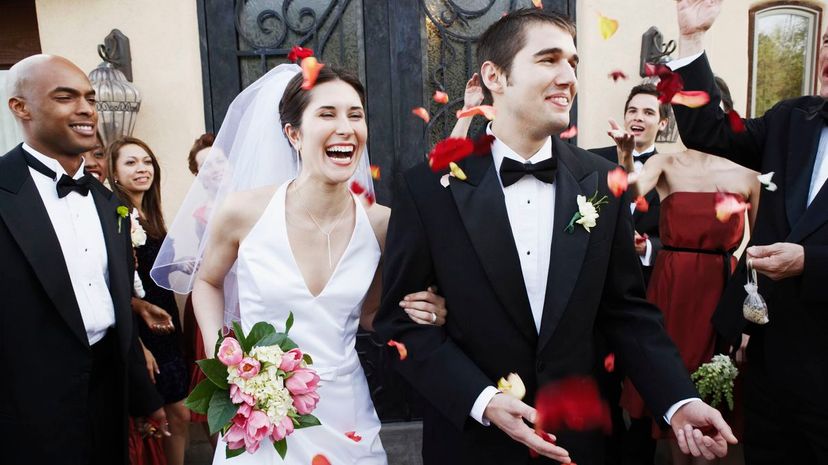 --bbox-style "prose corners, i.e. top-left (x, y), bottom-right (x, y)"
top-left (301, 57), bottom-right (325, 90)
top-left (456, 105), bottom-right (496, 120)
top-left (412, 107), bottom-right (431, 123)
top-left (387, 340), bottom-right (408, 360)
